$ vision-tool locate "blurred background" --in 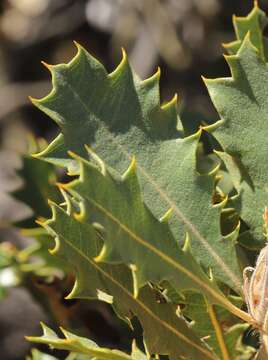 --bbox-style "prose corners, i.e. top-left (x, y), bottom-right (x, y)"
top-left (0, 0), bottom-right (267, 359)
